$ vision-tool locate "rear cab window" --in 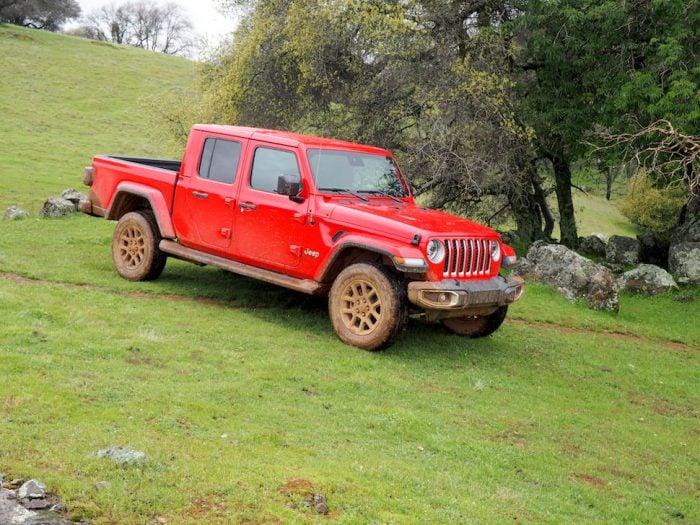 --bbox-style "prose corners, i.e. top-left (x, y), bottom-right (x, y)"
top-left (198, 138), bottom-right (242, 184)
